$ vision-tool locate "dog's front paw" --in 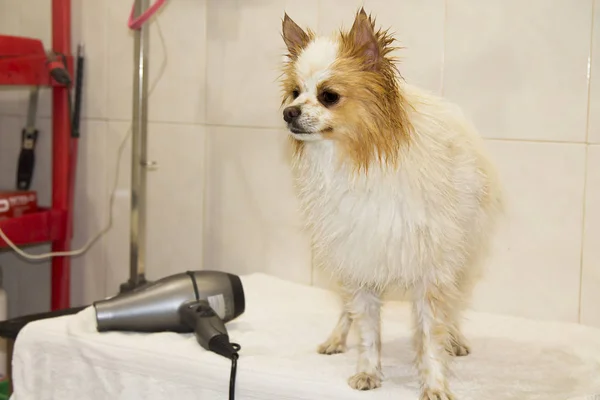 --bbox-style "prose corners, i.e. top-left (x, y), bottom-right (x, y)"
top-left (420, 388), bottom-right (455, 400)
top-left (317, 338), bottom-right (346, 355)
top-left (348, 372), bottom-right (381, 391)
top-left (448, 341), bottom-right (470, 357)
